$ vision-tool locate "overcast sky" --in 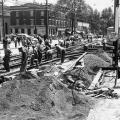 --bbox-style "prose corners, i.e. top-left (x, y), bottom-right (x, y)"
top-left (4, 0), bottom-right (114, 12)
